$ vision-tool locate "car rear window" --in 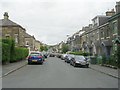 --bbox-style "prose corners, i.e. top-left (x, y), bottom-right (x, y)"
top-left (30, 53), bottom-right (42, 56)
